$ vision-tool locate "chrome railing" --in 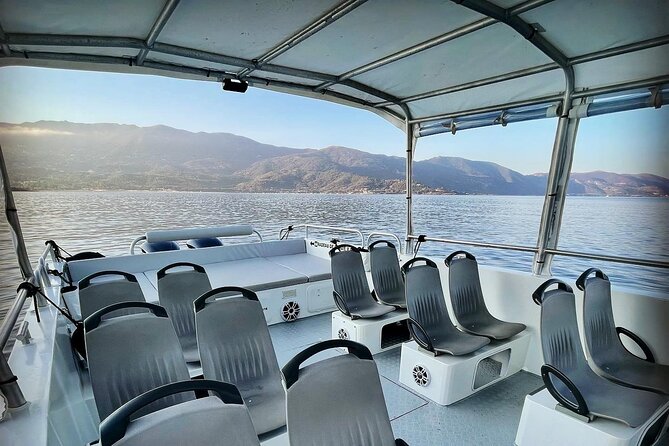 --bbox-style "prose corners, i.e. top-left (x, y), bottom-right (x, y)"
top-left (366, 232), bottom-right (403, 252)
top-left (407, 234), bottom-right (669, 269)
top-left (0, 244), bottom-right (55, 409)
top-left (279, 224), bottom-right (365, 246)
